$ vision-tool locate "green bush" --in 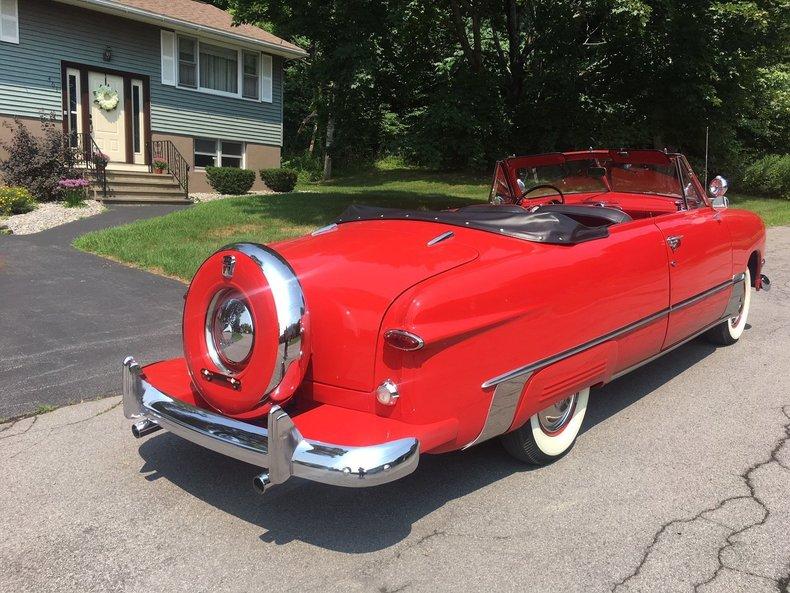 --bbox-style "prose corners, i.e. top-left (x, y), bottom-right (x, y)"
top-left (742, 154), bottom-right (790, 199)
top-left (0, 186), bottom-right (36, 215)
top-left (204, 167), bottom-right (256, 195)
top-left (0, 115), bottom-right (79, 202)
top-left (260, 168), bottom-right (298, 192)
top-left (283, 153), bottom-right (322, 182)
